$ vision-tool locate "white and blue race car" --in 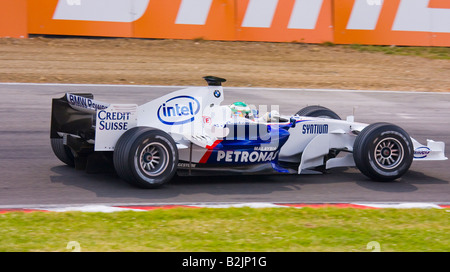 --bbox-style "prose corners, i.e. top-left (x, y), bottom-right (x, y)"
top-left (50, 76), bottom-right (447, 188)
